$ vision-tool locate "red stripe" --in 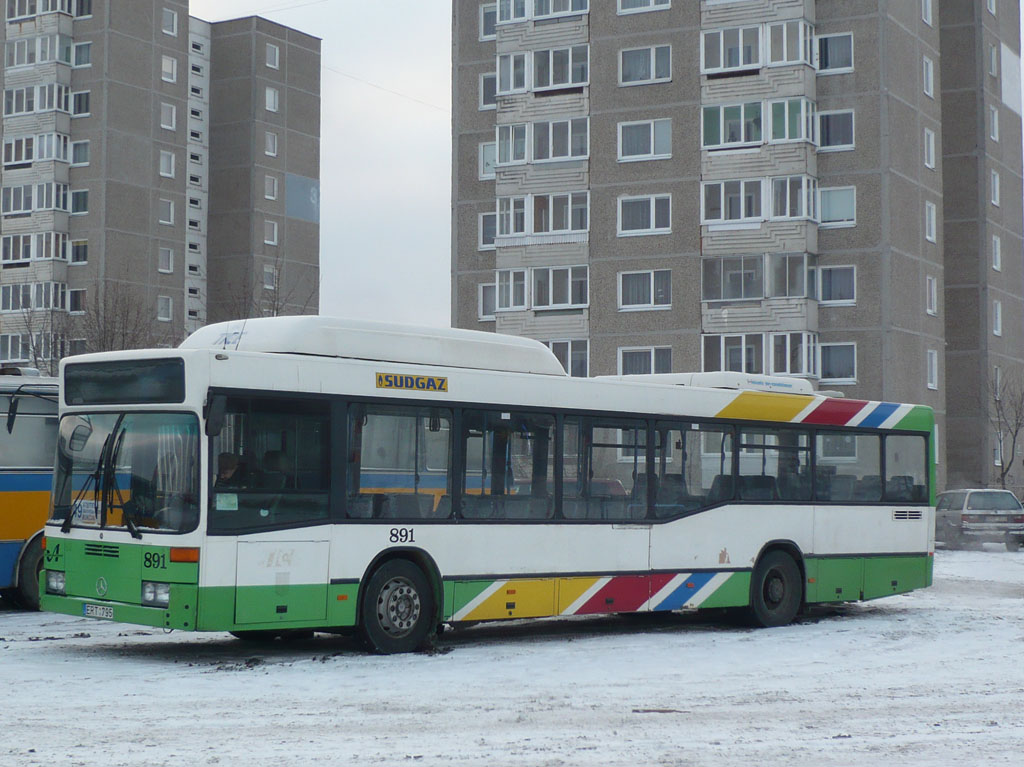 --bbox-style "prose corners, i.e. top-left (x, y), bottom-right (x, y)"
top-left (577, 573), bottom-right (675, 614)
top-left (800, 398), bottom-right (869, 426)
